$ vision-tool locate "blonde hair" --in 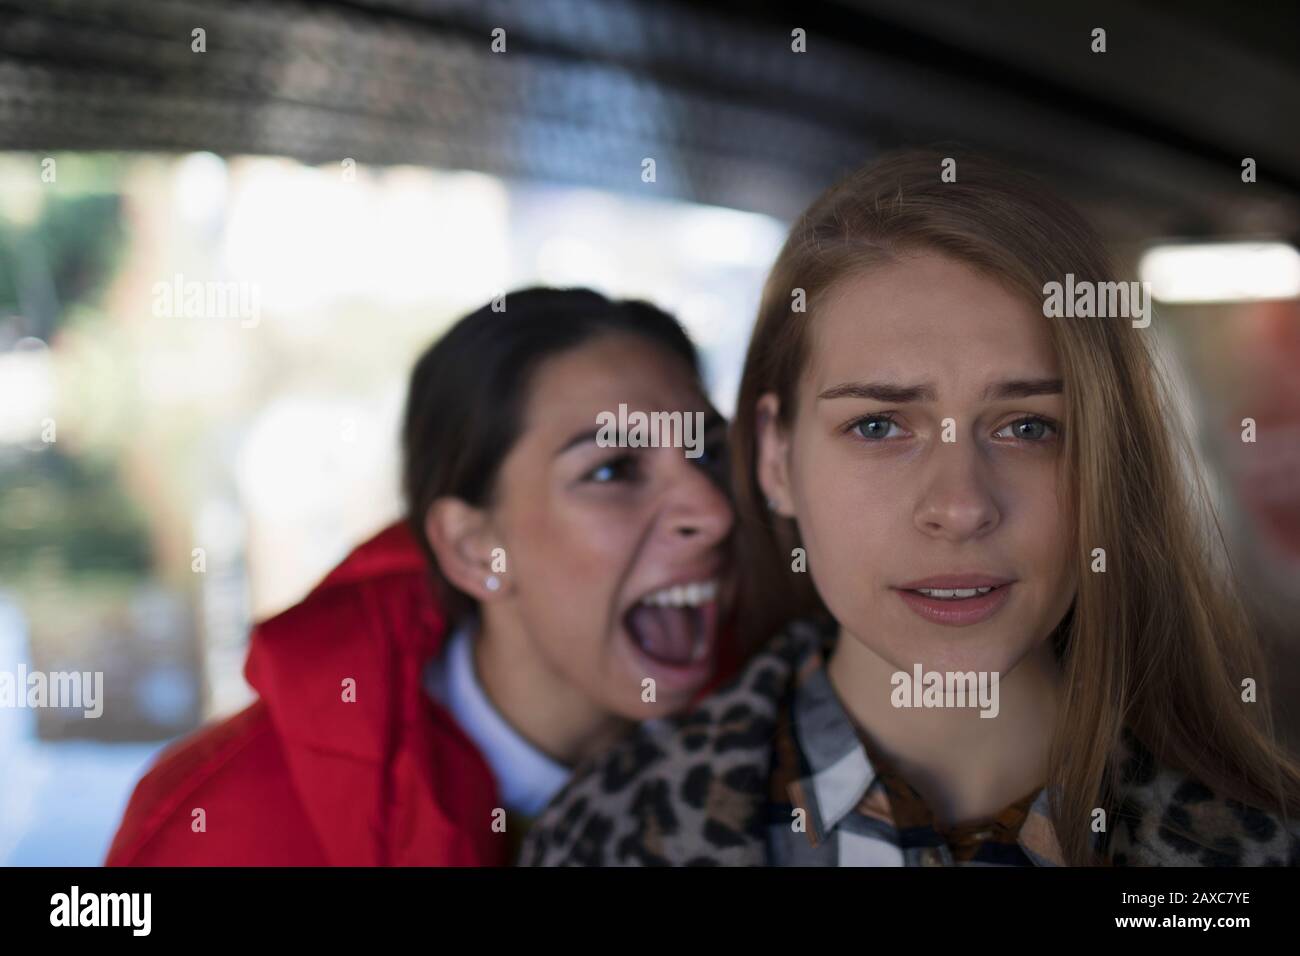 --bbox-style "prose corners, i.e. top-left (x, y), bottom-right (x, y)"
top-left (729, 149), bottom-right (1300, 865)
